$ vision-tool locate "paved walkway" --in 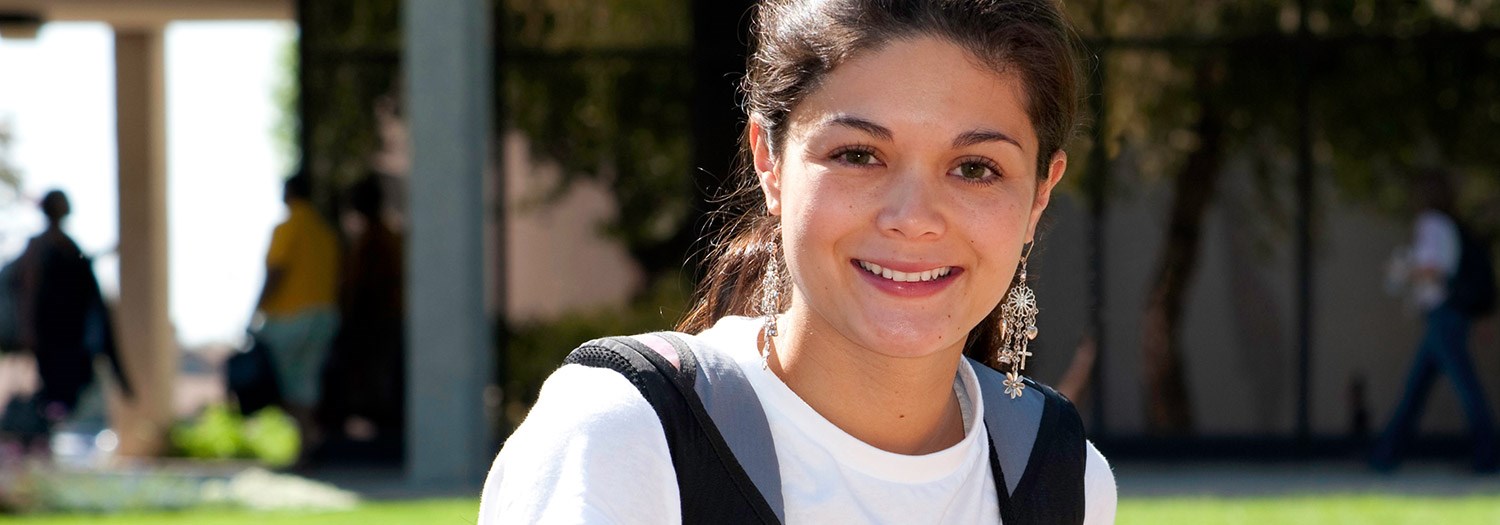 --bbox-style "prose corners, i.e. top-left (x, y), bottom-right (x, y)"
top-left (1114, 460), bottom-right (1500, 498)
